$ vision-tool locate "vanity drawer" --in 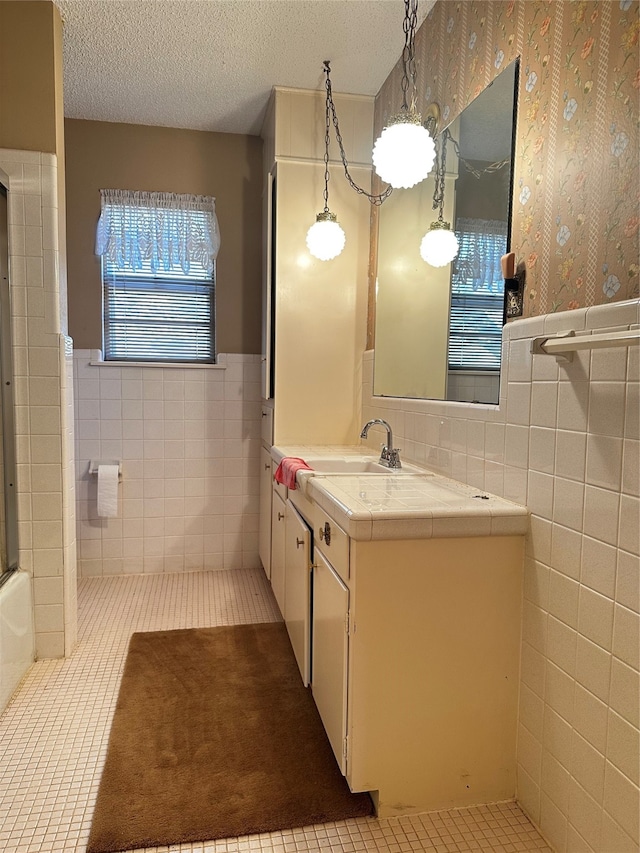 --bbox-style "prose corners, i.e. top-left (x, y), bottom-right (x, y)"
top-left (313, 505), bottom-right (349, 583)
